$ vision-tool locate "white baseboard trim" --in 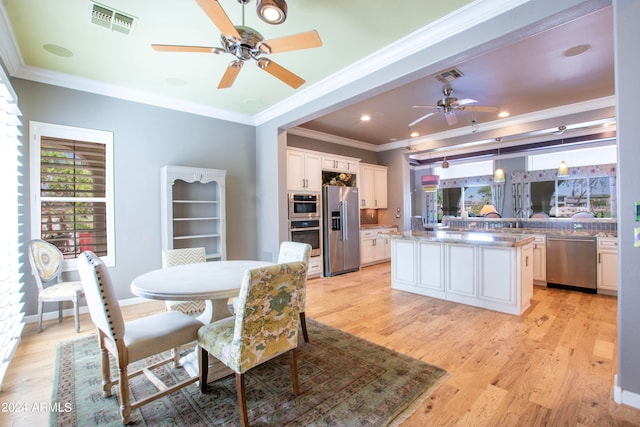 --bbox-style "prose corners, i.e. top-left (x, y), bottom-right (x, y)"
top-left (23, 297), bottom-right (152, 325)
top-left (613, 374), bottom-right (640, 410)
